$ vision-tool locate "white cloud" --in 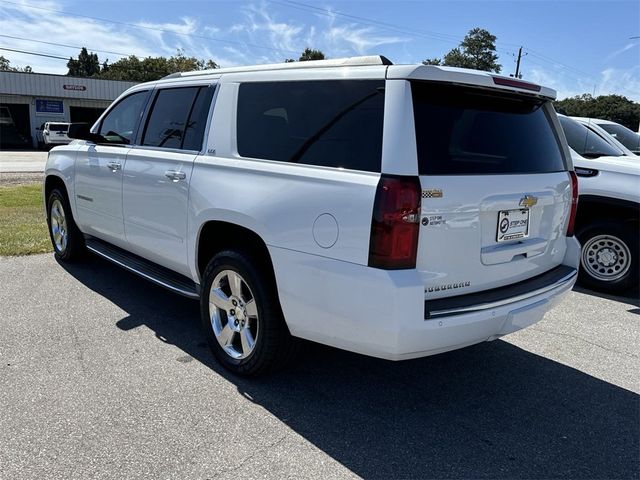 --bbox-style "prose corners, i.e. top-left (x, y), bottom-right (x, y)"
top-left (598, 66), bottom-right (640, 101)
top-left (0, 2), bottom-right (166, 72)
top-left (605, 42), bottom-right (638, 61)
top-left (0, 0), bottom-right (411, 73)
top-left (527, 64), bottom-right (640, 102)
top-left (325, 24), bottom-right (405, 56)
